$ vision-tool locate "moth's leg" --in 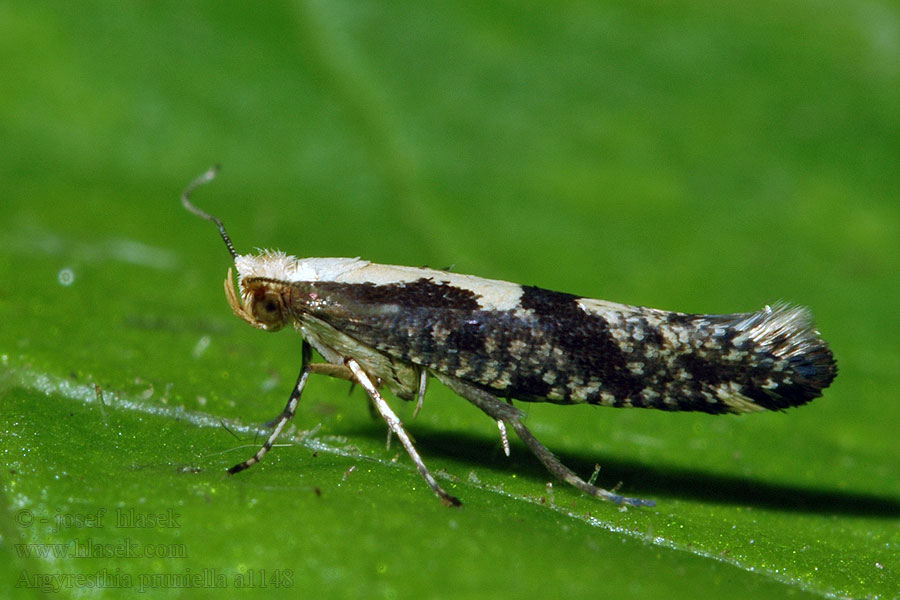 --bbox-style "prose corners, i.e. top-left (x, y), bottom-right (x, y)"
top-left (257, 362), bottom-right (354, 429)
top-left (308, 363), bottom-right (354, 381)
top-left (412, 368), bottom-right (428, 418)
top-left (345, 358), bottom-right (461, 507)
top-left (399, 368), bottom-right (428, 453)
top-left (496, 420), bottom-right (510, 457)
top-left (437, 374), bottom-right (654, 508)
top-left (228, 342), bottom-right (318, 474)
